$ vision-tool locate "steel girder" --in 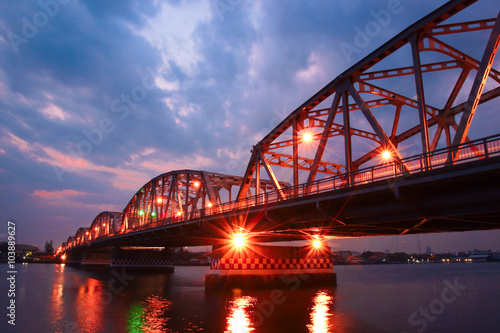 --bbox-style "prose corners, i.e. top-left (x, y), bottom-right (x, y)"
top-left (237, 0), bottom-right (500, 201)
